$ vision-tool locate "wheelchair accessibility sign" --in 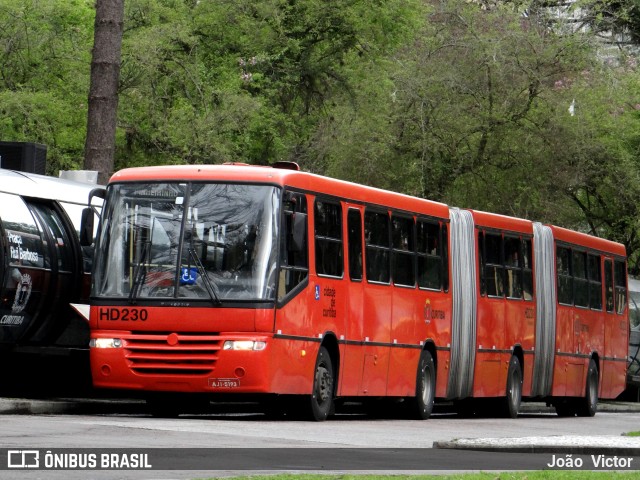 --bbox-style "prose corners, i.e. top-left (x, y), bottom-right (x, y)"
top-left (180, 267), bottom-right (198, 285)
